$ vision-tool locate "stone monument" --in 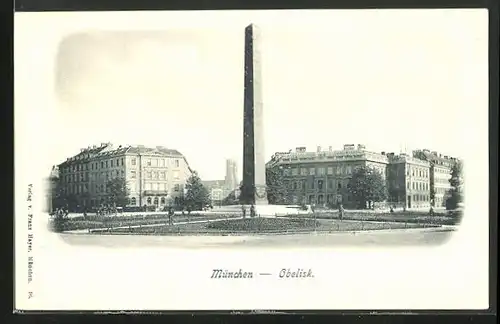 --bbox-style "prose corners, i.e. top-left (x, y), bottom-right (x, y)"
top-left (240, 24), bottom-right (269, 206)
